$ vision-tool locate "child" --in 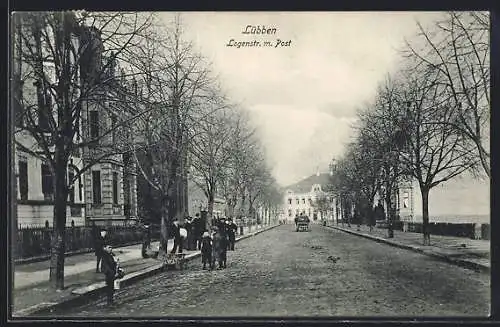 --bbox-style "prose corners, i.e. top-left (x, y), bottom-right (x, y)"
top-left (201, 231), bottom-right (213, 270)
